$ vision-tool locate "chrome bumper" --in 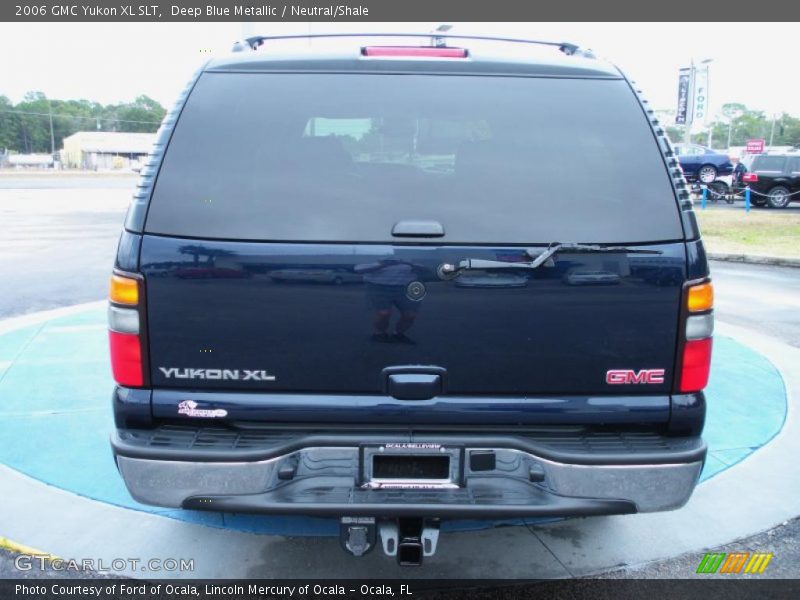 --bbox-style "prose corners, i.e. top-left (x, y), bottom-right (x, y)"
top-left (115, 446), bottom-right (703, 516)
